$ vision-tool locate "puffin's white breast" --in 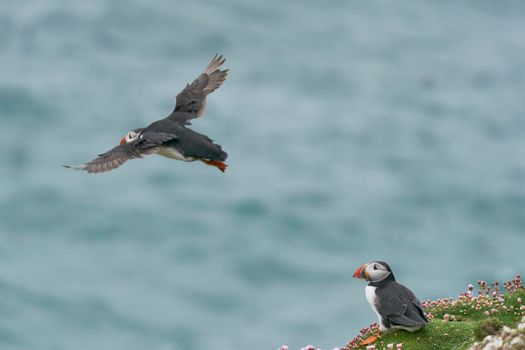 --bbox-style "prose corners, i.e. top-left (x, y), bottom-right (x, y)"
top-left (365, 286), bottom-right (384, 329)
top-left (157, 147), bottom-right (195, 161)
